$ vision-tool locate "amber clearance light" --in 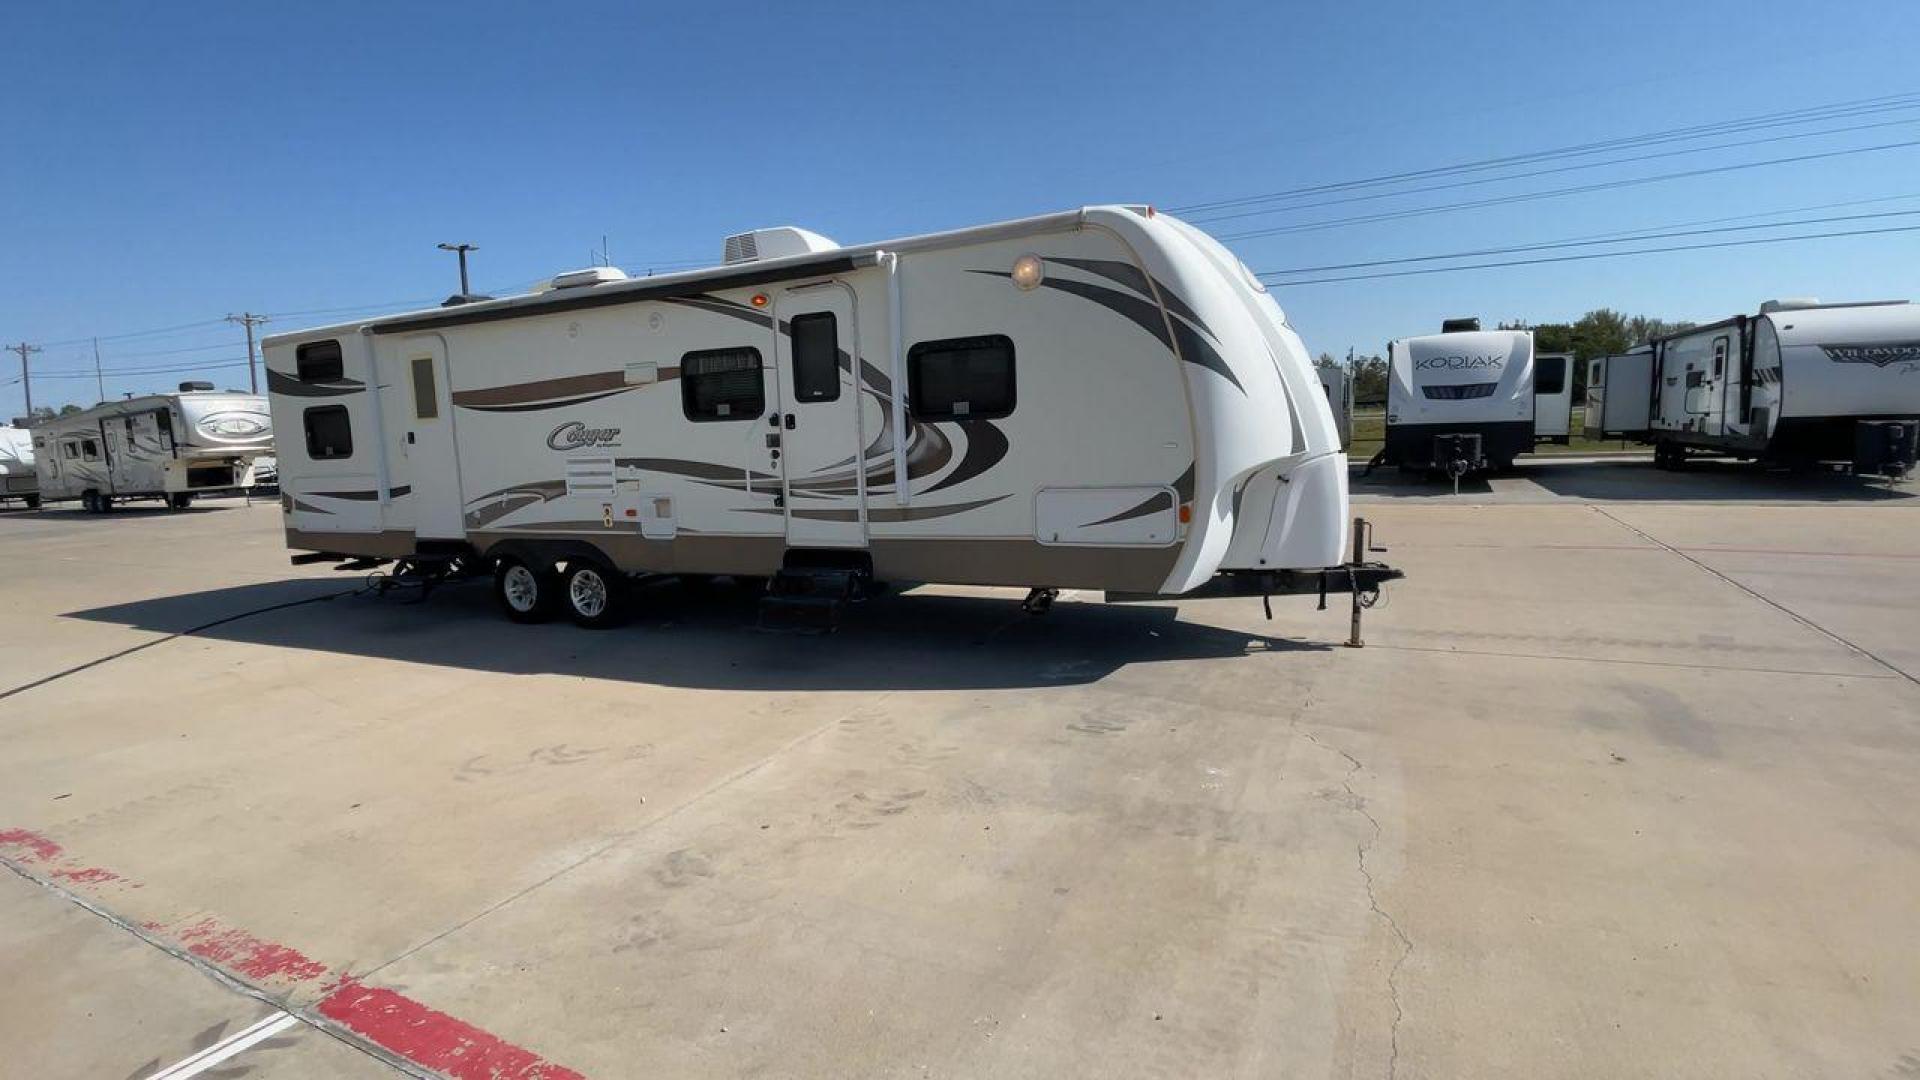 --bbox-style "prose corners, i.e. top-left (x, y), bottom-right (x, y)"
top-left (750, 293), bottom-right (769, 308)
